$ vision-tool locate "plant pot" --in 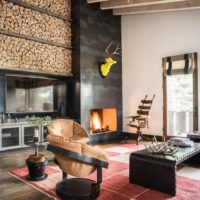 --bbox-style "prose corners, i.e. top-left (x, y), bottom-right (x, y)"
top-left (26, 157), bottom-right (48, 181)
